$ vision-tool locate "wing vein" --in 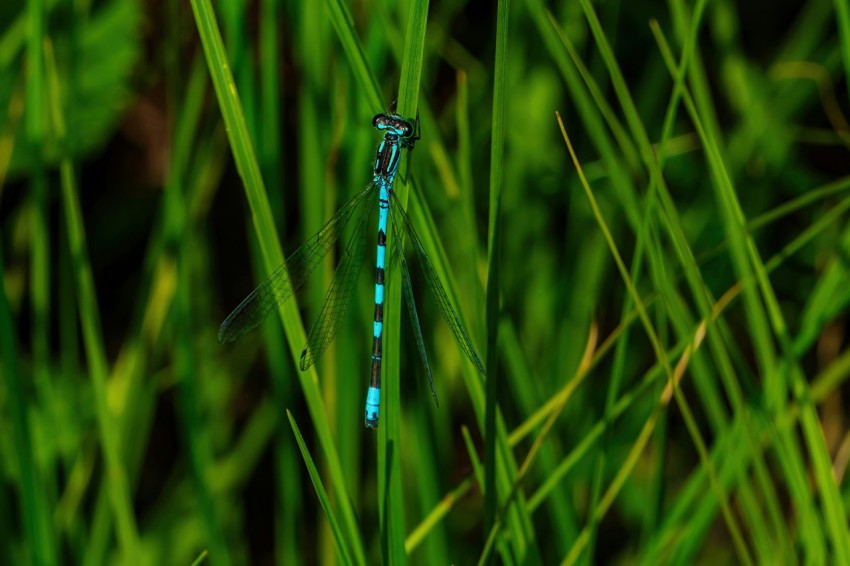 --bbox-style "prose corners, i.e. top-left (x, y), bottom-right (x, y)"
top-left (218, 184), bottom-right (375, 344)
top-left (388, 190), bottom-right (486, 376)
